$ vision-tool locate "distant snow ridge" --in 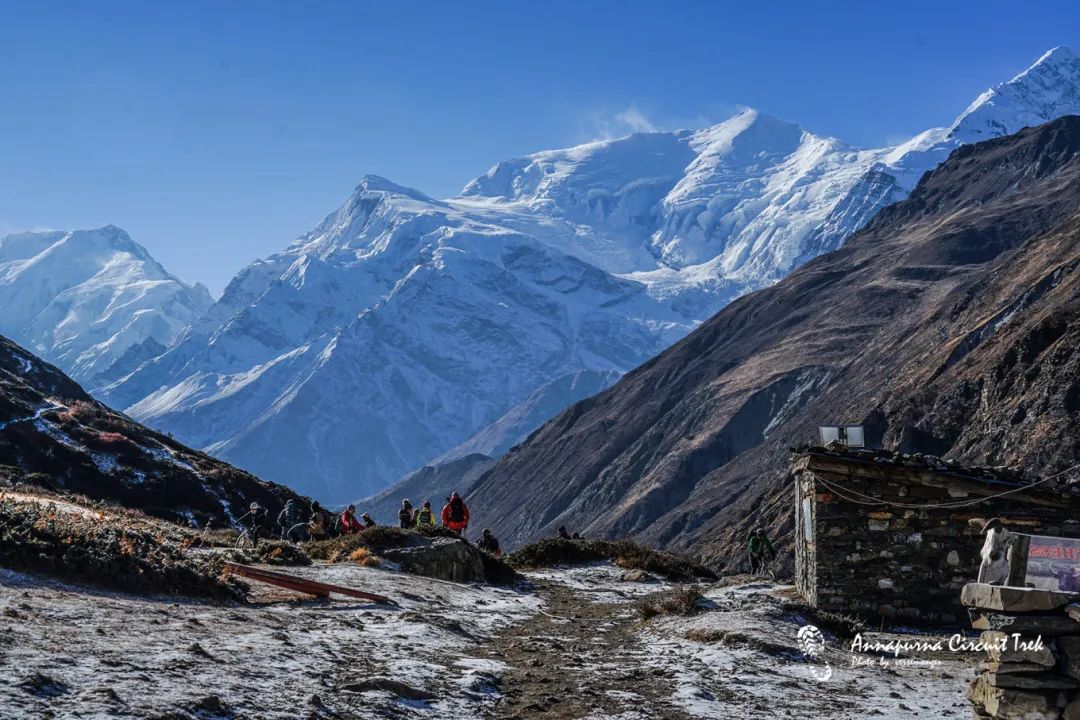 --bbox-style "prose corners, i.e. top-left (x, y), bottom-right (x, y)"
top-left (103, 47), bottom-right (1080, 502)
top-left (0, 226), bottom-right (212, 386)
